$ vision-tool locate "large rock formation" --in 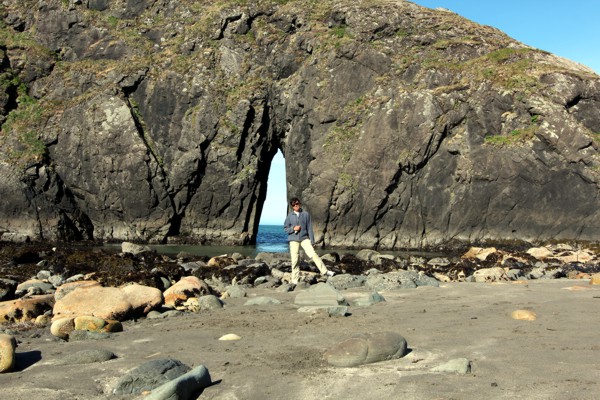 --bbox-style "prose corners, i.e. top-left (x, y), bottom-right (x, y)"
top-left (0, 0), bottom-right (598, 248)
